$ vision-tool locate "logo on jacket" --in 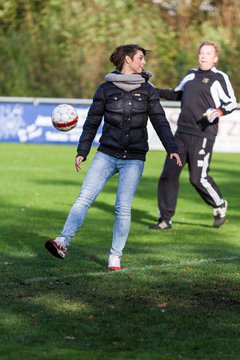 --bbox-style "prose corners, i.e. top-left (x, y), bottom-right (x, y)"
top-left (202, 78), bottom-right (209, 84)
